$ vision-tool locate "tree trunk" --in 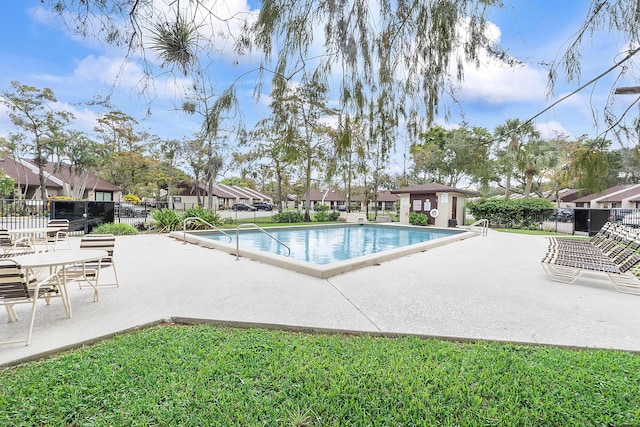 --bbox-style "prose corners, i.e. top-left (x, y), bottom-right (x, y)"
top-left (504, 169), bottom-right (512, 200)
top-left (36, 146), bottom-right (47, 200)
top-left (524, 172), bottom-right (534, 196)
top-left (276, 167), bottom-right (283, 214)
top-left (304, 154), bottom-right (312, 222)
